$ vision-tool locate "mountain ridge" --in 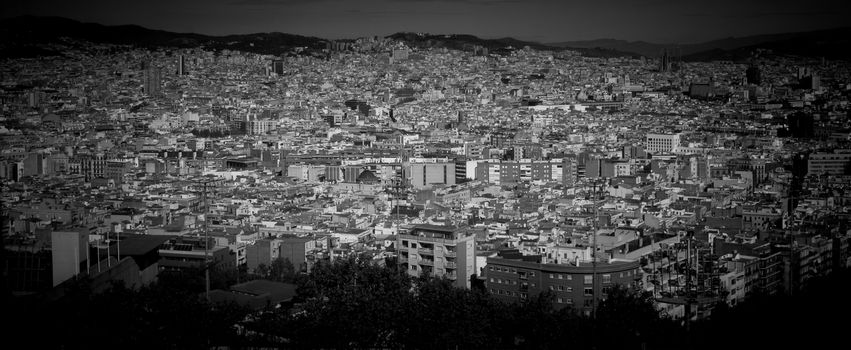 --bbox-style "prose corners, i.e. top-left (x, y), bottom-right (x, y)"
top-left (549, 27), bottom-right (851, 61)
top-left (5, 16), bottom-right (846, 61)
top-left (0, 16), bottom-right (642, 58)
